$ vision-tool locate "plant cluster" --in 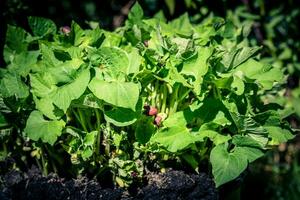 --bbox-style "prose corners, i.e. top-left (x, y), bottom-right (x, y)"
top-left (0, 3), bottom-right (294, 187)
